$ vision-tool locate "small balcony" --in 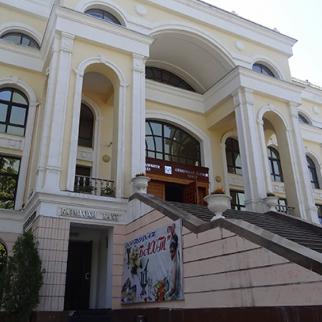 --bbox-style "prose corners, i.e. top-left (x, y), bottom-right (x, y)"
top-left (74, 175), bottom-right (115, 197)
